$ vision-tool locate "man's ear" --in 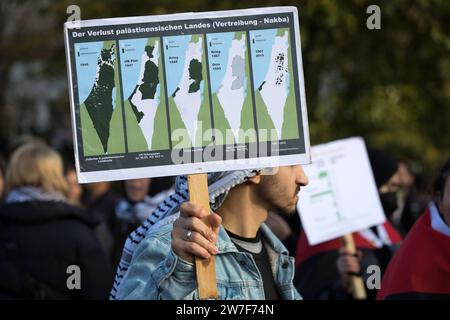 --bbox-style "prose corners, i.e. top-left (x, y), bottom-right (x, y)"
top-left (248, 173), bottom-right (261, 185)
